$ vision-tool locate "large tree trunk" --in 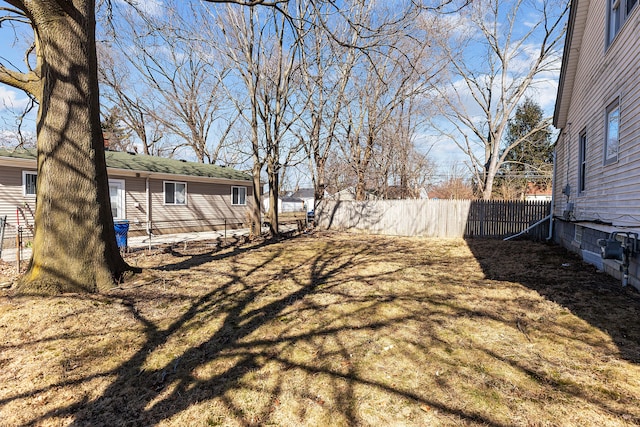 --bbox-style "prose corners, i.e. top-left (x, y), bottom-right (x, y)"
top-left (16, 0), bottom-right (131, 294)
